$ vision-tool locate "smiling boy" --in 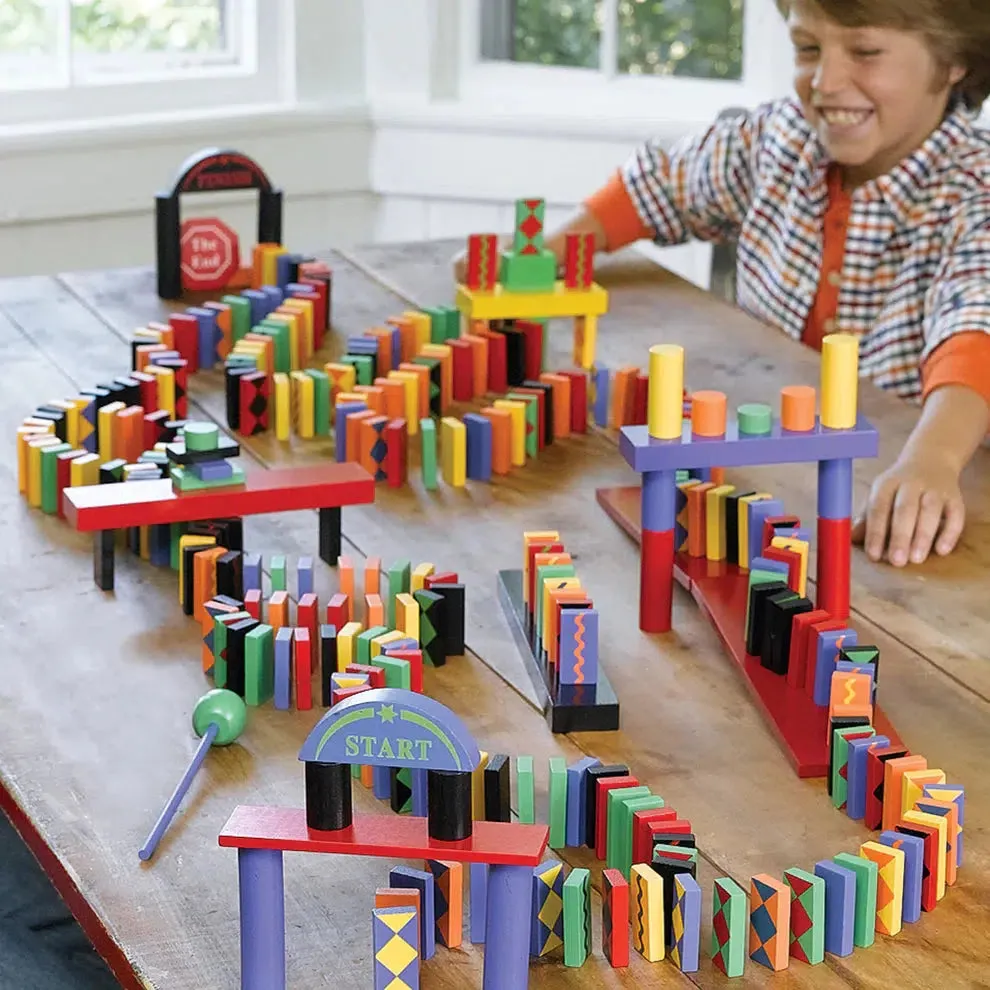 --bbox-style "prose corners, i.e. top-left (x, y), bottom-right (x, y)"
top-left (457, 0), bottom-right (990, 567)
